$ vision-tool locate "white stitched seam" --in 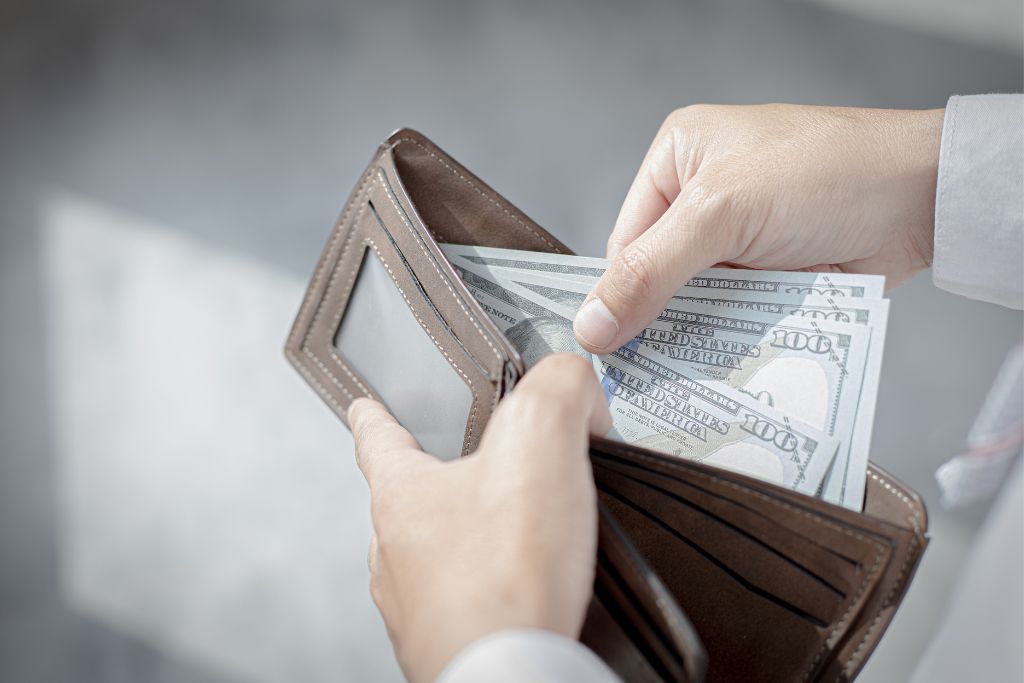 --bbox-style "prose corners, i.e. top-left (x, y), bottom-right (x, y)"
top-left (866, 470), bottom-right (921, 532)
top-left (287, 348), bottom-right (351, 405)
top-left (300, 170), bottom-right (494, 453)
top-left (306, 196), bottom-right (373, 395)
top-left (841, 470), bottom-right (925, 674)
top-left (336, 239), bottom-right (479, 451)
top-left (594, 443), bottom-right (887, 683)
top-left (372, 168), bottom-right (504, 367)
top-left (389, 136), bottom-right (564, 253)
top-left (289, 173), bottom-right (374, 350)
